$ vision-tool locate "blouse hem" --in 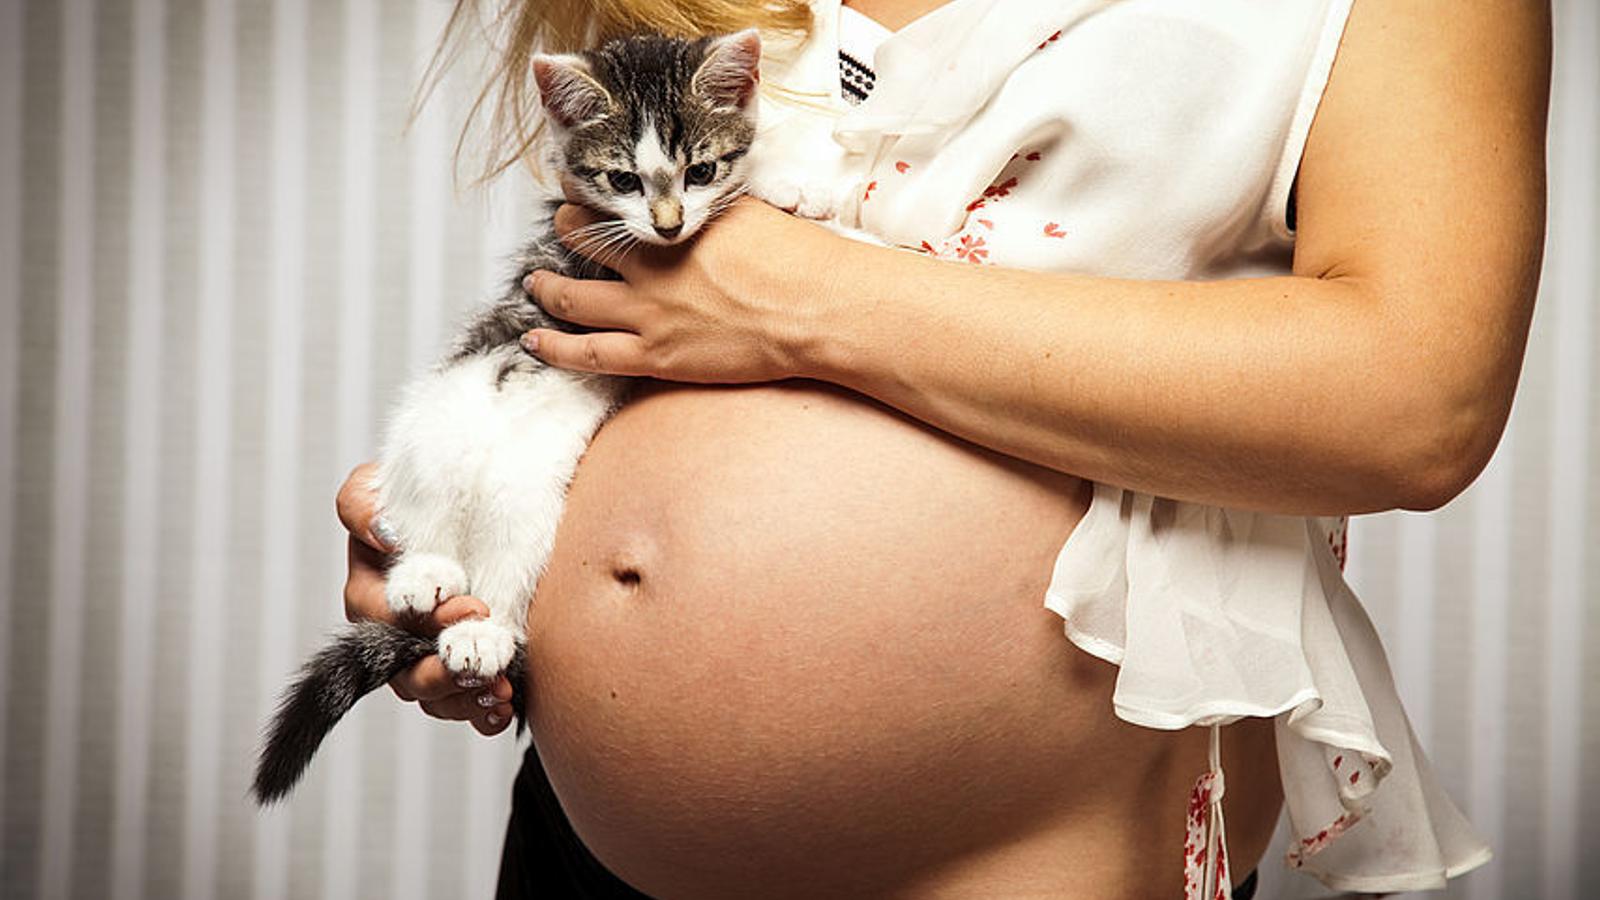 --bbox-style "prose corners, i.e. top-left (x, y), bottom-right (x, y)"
top-left (1295, 845), bottom-right (1494, 893)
